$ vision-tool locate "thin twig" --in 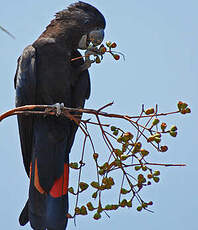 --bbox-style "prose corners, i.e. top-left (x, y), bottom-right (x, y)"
top-left (0, 25), bottom-right (15, 39)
